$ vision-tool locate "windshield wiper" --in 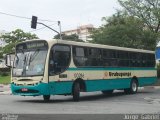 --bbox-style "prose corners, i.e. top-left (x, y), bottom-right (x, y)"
top-left (28, 49), bottom-right (40, 65)
top-left (15, 54), bottom-right (19, 65)
top-left (22, 55), bottom-right (27, 75)
top-left (14, 51), bottom-right (25, 68)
